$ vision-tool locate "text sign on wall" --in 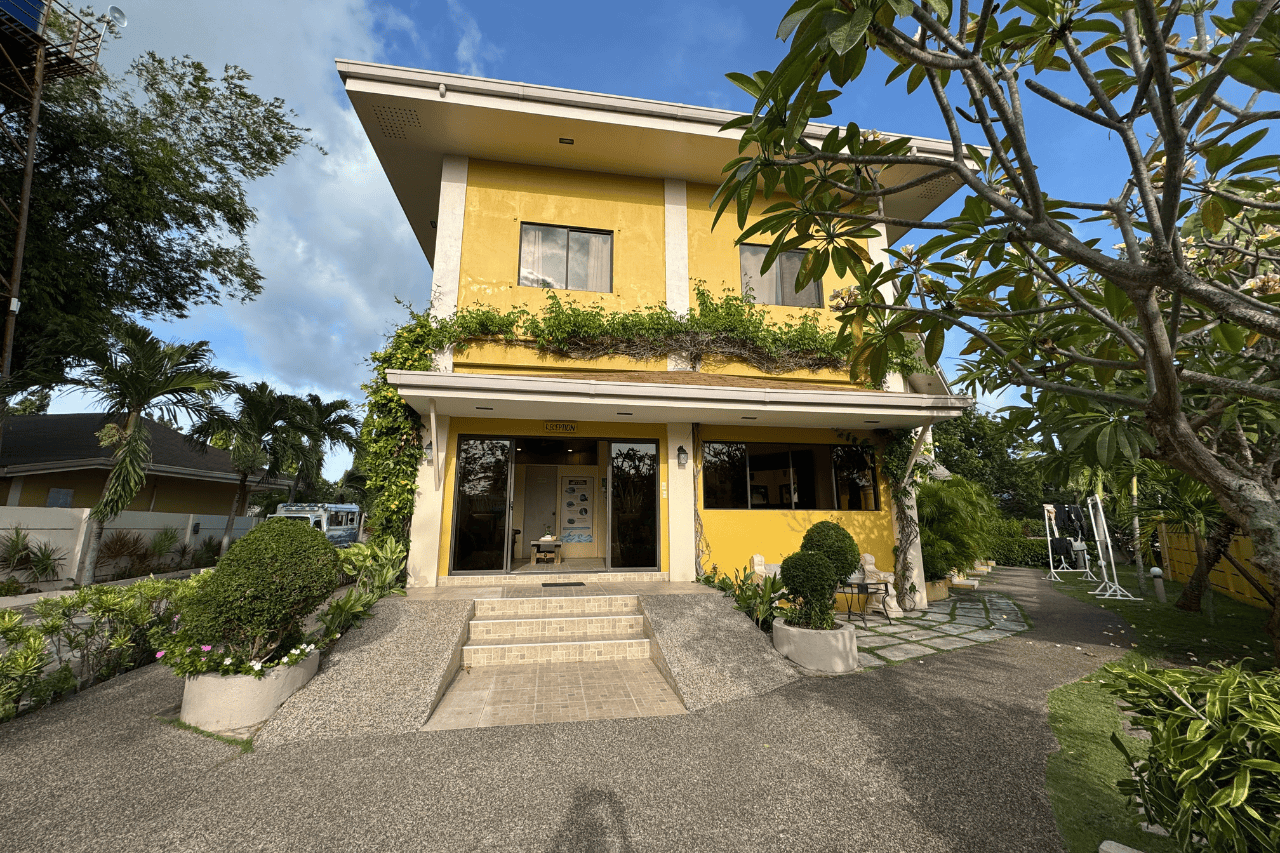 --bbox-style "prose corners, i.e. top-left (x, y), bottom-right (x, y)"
top-left (560, 476), bottom-right (594, 543)
top-left (545, 422), bottom-right (577, 433)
